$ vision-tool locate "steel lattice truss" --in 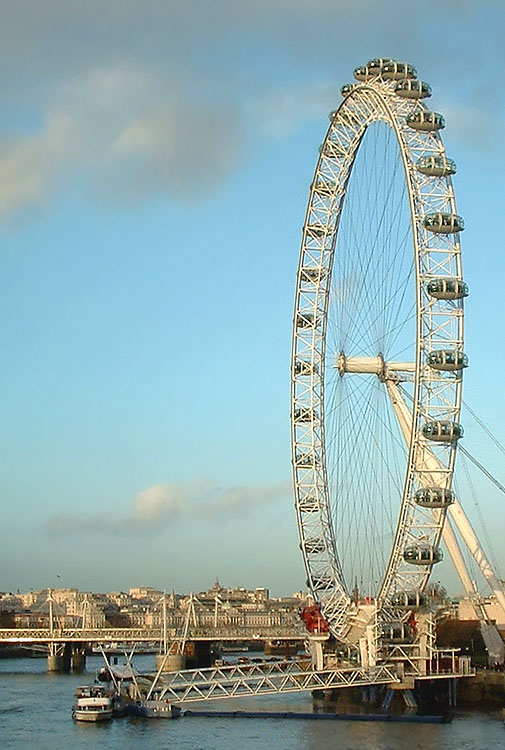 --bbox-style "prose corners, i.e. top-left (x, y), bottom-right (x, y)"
top-left (291, 60), bottom-right (465, 646)
top-left (154, 660), bottom-right (400, 704)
